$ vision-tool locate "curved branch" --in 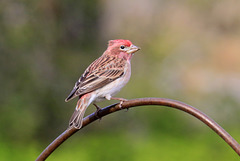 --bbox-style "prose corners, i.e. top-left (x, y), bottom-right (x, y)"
top-left (36, 98), bottom-right (240, 161)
